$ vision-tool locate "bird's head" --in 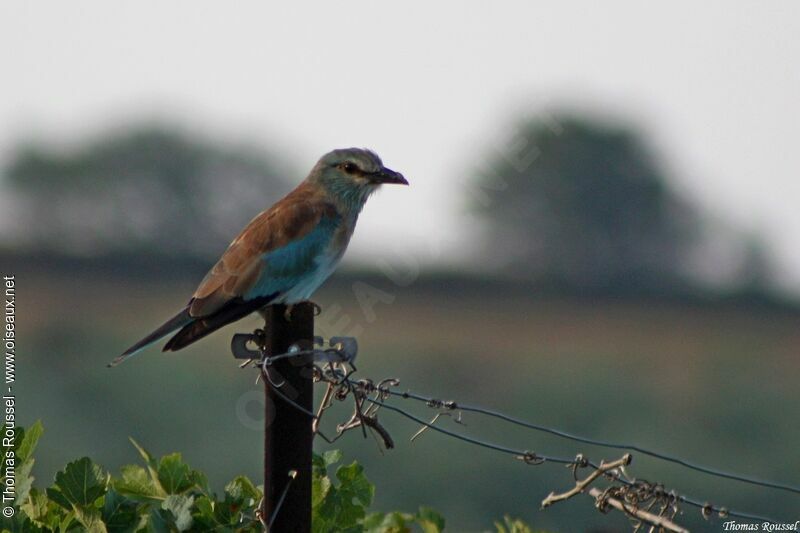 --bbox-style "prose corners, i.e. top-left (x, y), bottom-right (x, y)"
top-left (310, 148), bottom-right (408, 209)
